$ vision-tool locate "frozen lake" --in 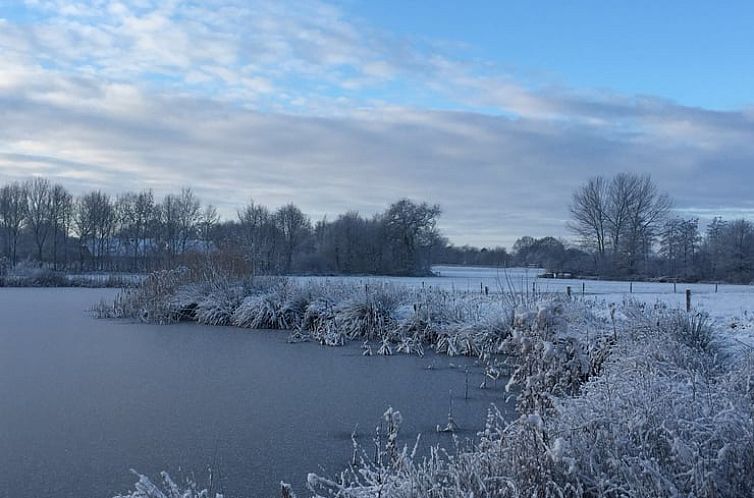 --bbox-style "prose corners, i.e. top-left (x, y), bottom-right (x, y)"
top-left (0, 288), bottom-right (508, 498)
